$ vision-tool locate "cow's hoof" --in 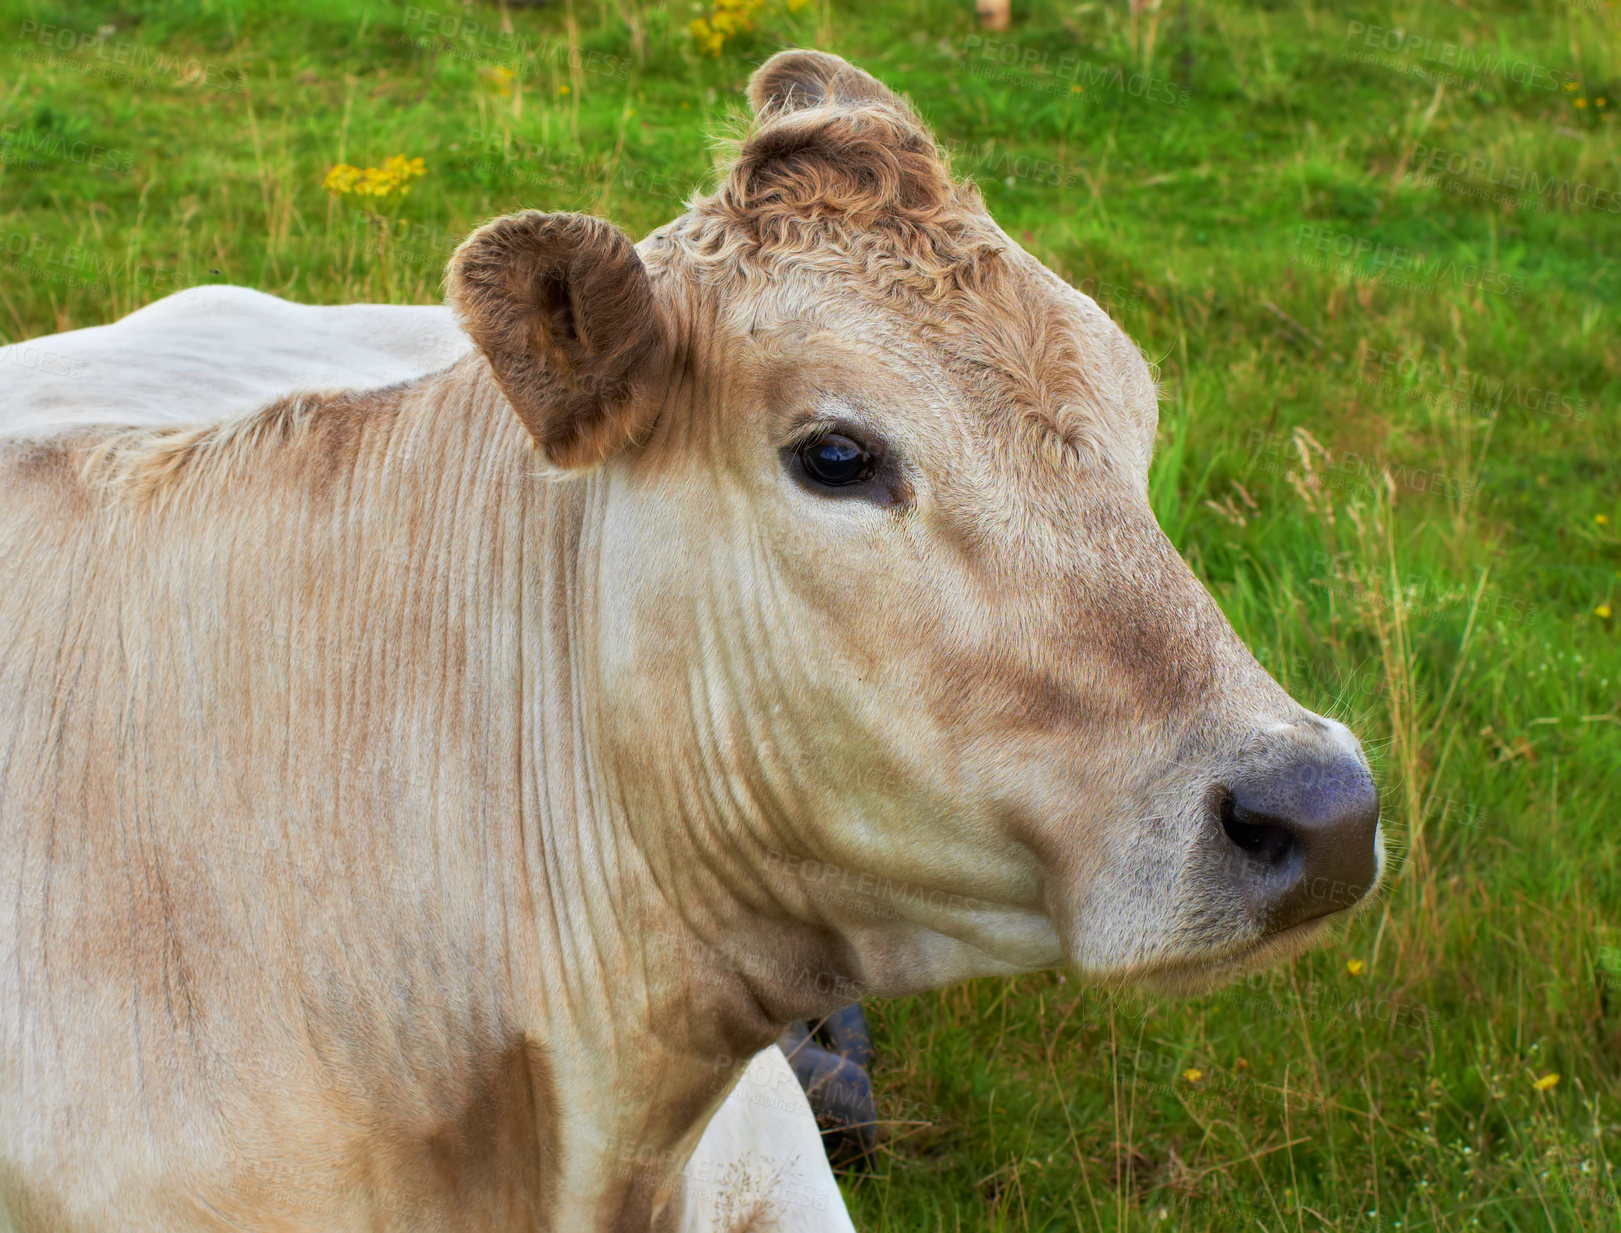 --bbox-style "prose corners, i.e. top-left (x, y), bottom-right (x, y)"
top-left (778, 1007), bottom-right (879, 1171)
top-left (819, 1003), bottom-right (875, 1070)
